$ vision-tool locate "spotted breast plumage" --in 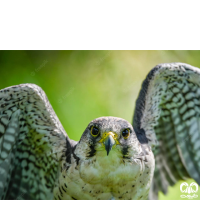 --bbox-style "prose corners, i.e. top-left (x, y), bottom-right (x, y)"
top-left (0, 62), bottom-right (200, 200)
